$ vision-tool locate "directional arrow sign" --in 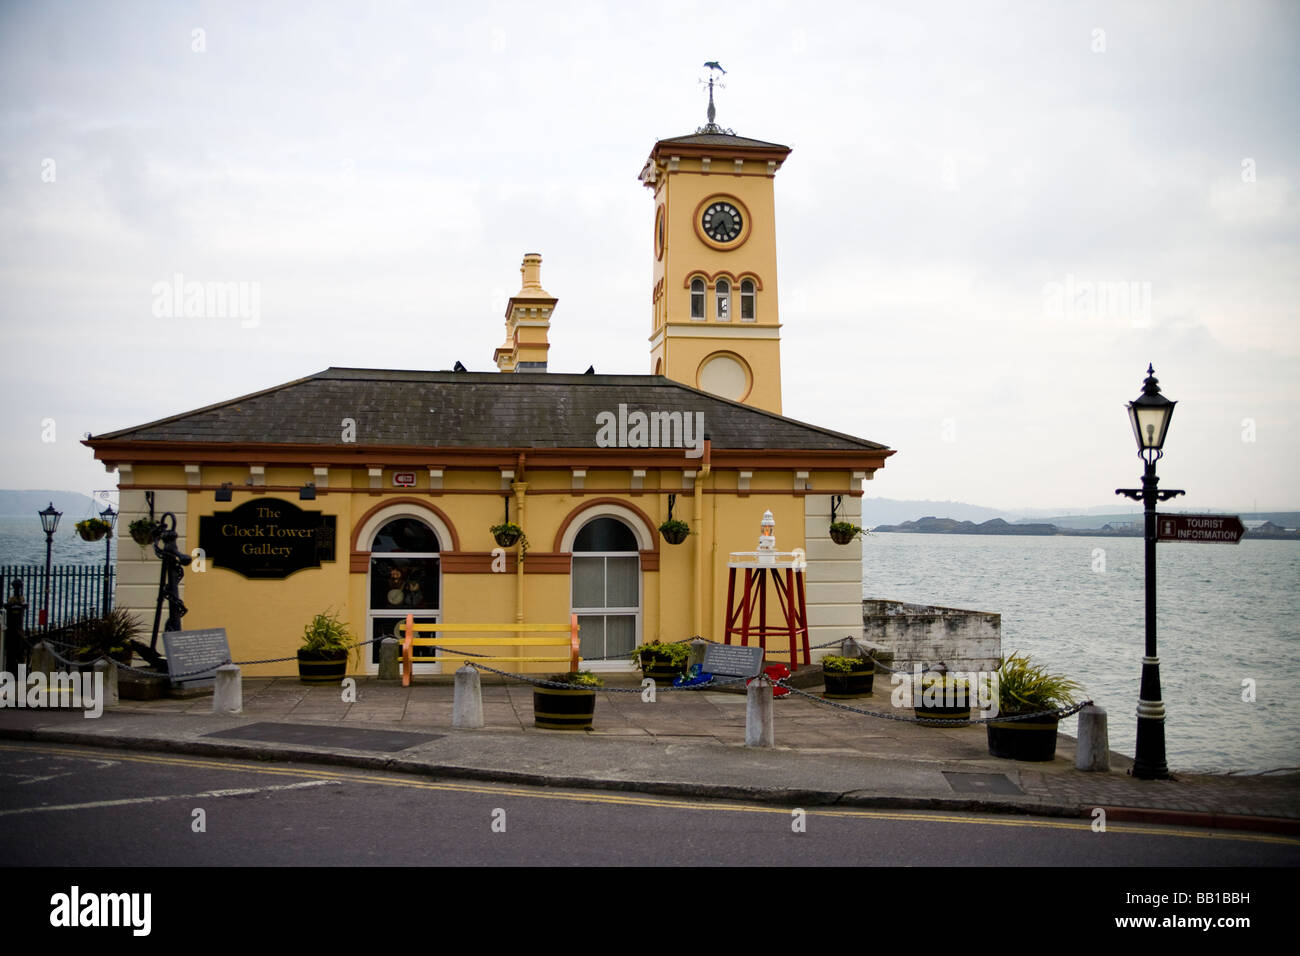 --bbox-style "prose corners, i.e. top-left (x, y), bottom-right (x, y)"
top-left (1157, 514), bottom-right (1244, 544)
